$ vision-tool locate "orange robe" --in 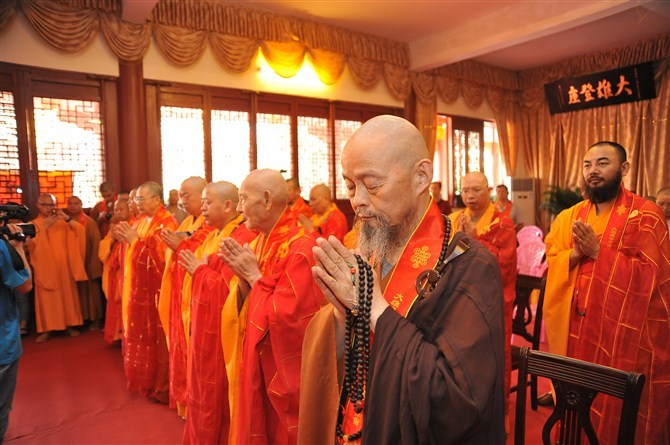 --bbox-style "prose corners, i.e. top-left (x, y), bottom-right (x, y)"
top-left (183, 215), bottom-right (255, 445)
top-left (449, 202), bottom-right (517, 413)
top-left (28, 215), bottom-right (87, 333)
top-left (123, 206), bottom-right (177, 402)
top-left (158, 214), bottom-right (212, 416)
top-left (289, 196), bottom-right (312, 221)
top-left (544, 186), bottom-right (670, 444)
top-left (74, 213), bottom-right (104, 323)
top-left (99, 227), bottom-right (124, 343)
top-left (90, 198), bottom-right (115, 238)
top-left (310, 203), bottom-right (348, 242)
top-left (221, 208), bottom-right (323, 445)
